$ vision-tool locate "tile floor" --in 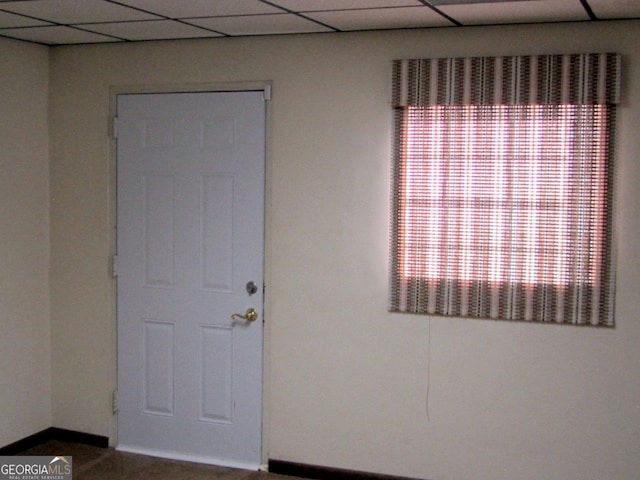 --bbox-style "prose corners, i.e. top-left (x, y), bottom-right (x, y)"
top-left (20, 440), bottom-right (304, 480)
